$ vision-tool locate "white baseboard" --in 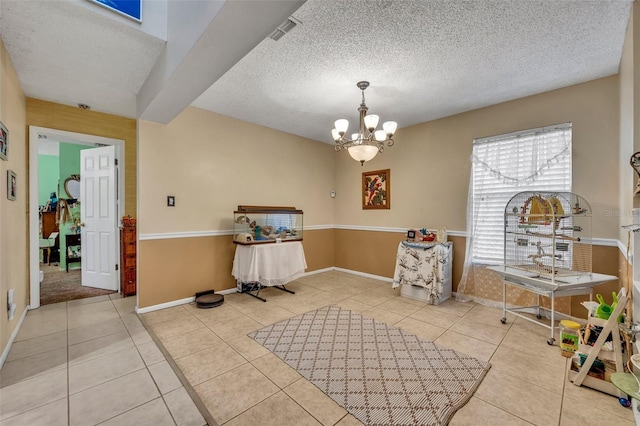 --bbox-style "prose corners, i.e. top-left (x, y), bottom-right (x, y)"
top-left (305, 267), bottom-right (334, 276)
top-left (333, 267), bottom-right (393, 282)
top-left (136, 297), bottom-right (195, 314)
top-left (0, 305), bottom-right (30, 369)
